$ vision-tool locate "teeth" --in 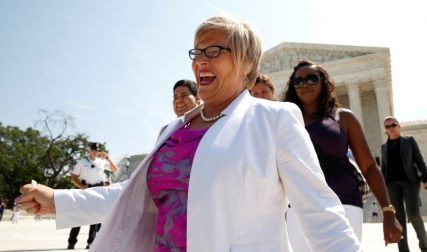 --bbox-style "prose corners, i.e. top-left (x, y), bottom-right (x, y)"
top-left (199, 72), bottom-right (216, 77)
